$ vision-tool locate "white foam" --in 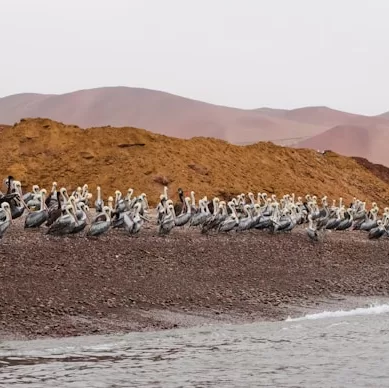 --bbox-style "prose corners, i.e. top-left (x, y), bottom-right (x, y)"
top-left (286, 303), bottom-right (389, 322)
